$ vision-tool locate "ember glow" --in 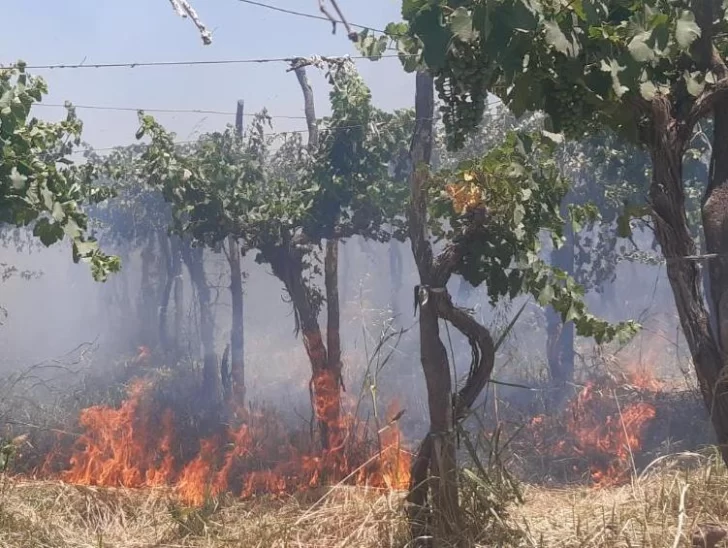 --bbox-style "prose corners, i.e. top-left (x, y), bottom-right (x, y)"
top-left (529, 371), bottom-right (658, 488)
top-left (43, 379), bottom-right (410, 505)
